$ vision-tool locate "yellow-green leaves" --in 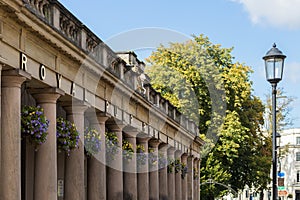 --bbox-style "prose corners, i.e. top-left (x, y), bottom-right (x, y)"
top-left (146, 34), bottom-right (267, 198)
